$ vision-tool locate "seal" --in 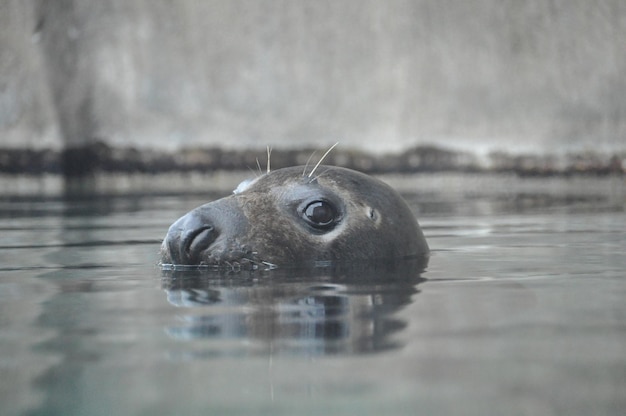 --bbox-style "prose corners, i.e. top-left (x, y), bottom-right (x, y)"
top-left (160, 165), bottom-right (429, 269)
